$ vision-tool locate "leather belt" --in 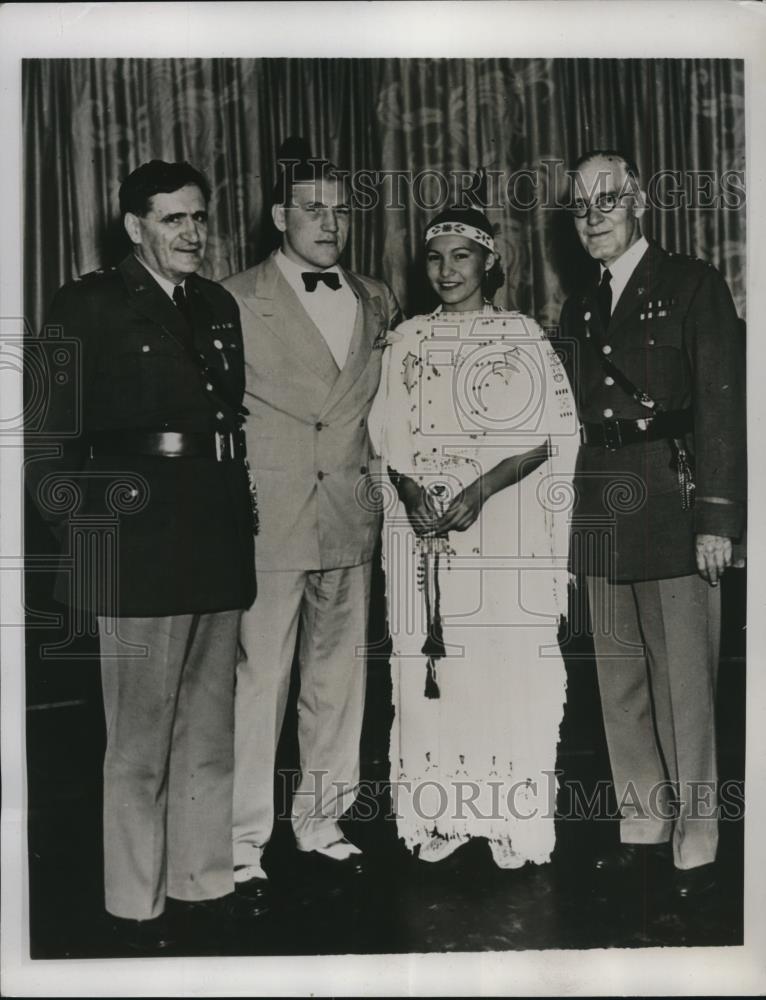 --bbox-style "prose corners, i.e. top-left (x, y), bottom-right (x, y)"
top-left (580, 408), bottom-right (693, 450)
top-left (88, 429), bottom-right (246, 462)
